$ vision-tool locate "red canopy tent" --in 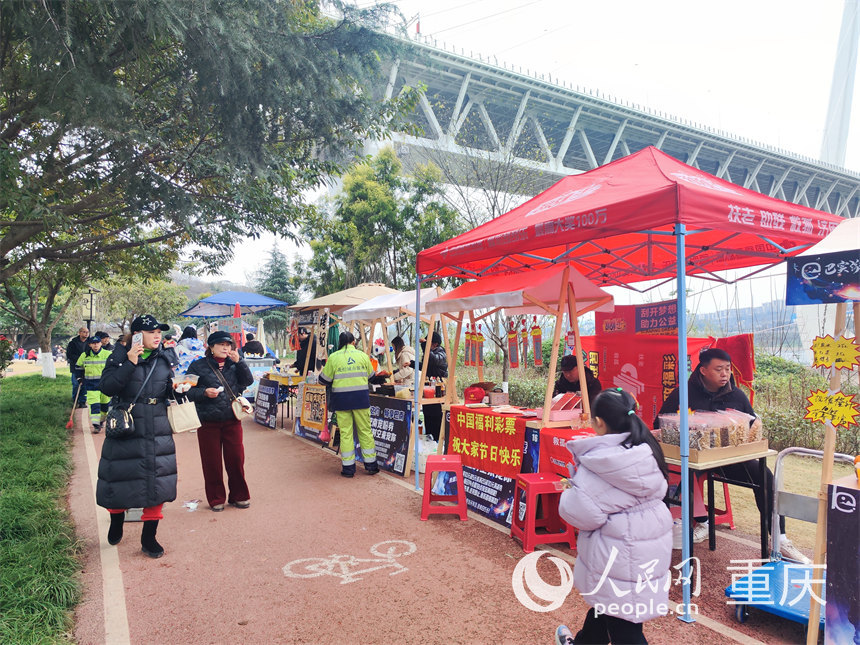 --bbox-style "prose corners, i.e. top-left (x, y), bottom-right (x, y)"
top-left (414, 146), bottom-right (845, 619)
top-left (417, 146), bottom-right (843, 286)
